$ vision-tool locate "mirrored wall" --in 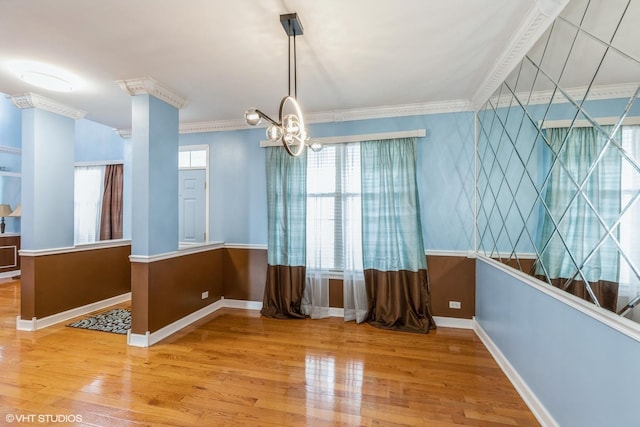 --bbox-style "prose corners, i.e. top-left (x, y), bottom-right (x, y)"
top-left (476, 0), bottom-right (640, 322)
